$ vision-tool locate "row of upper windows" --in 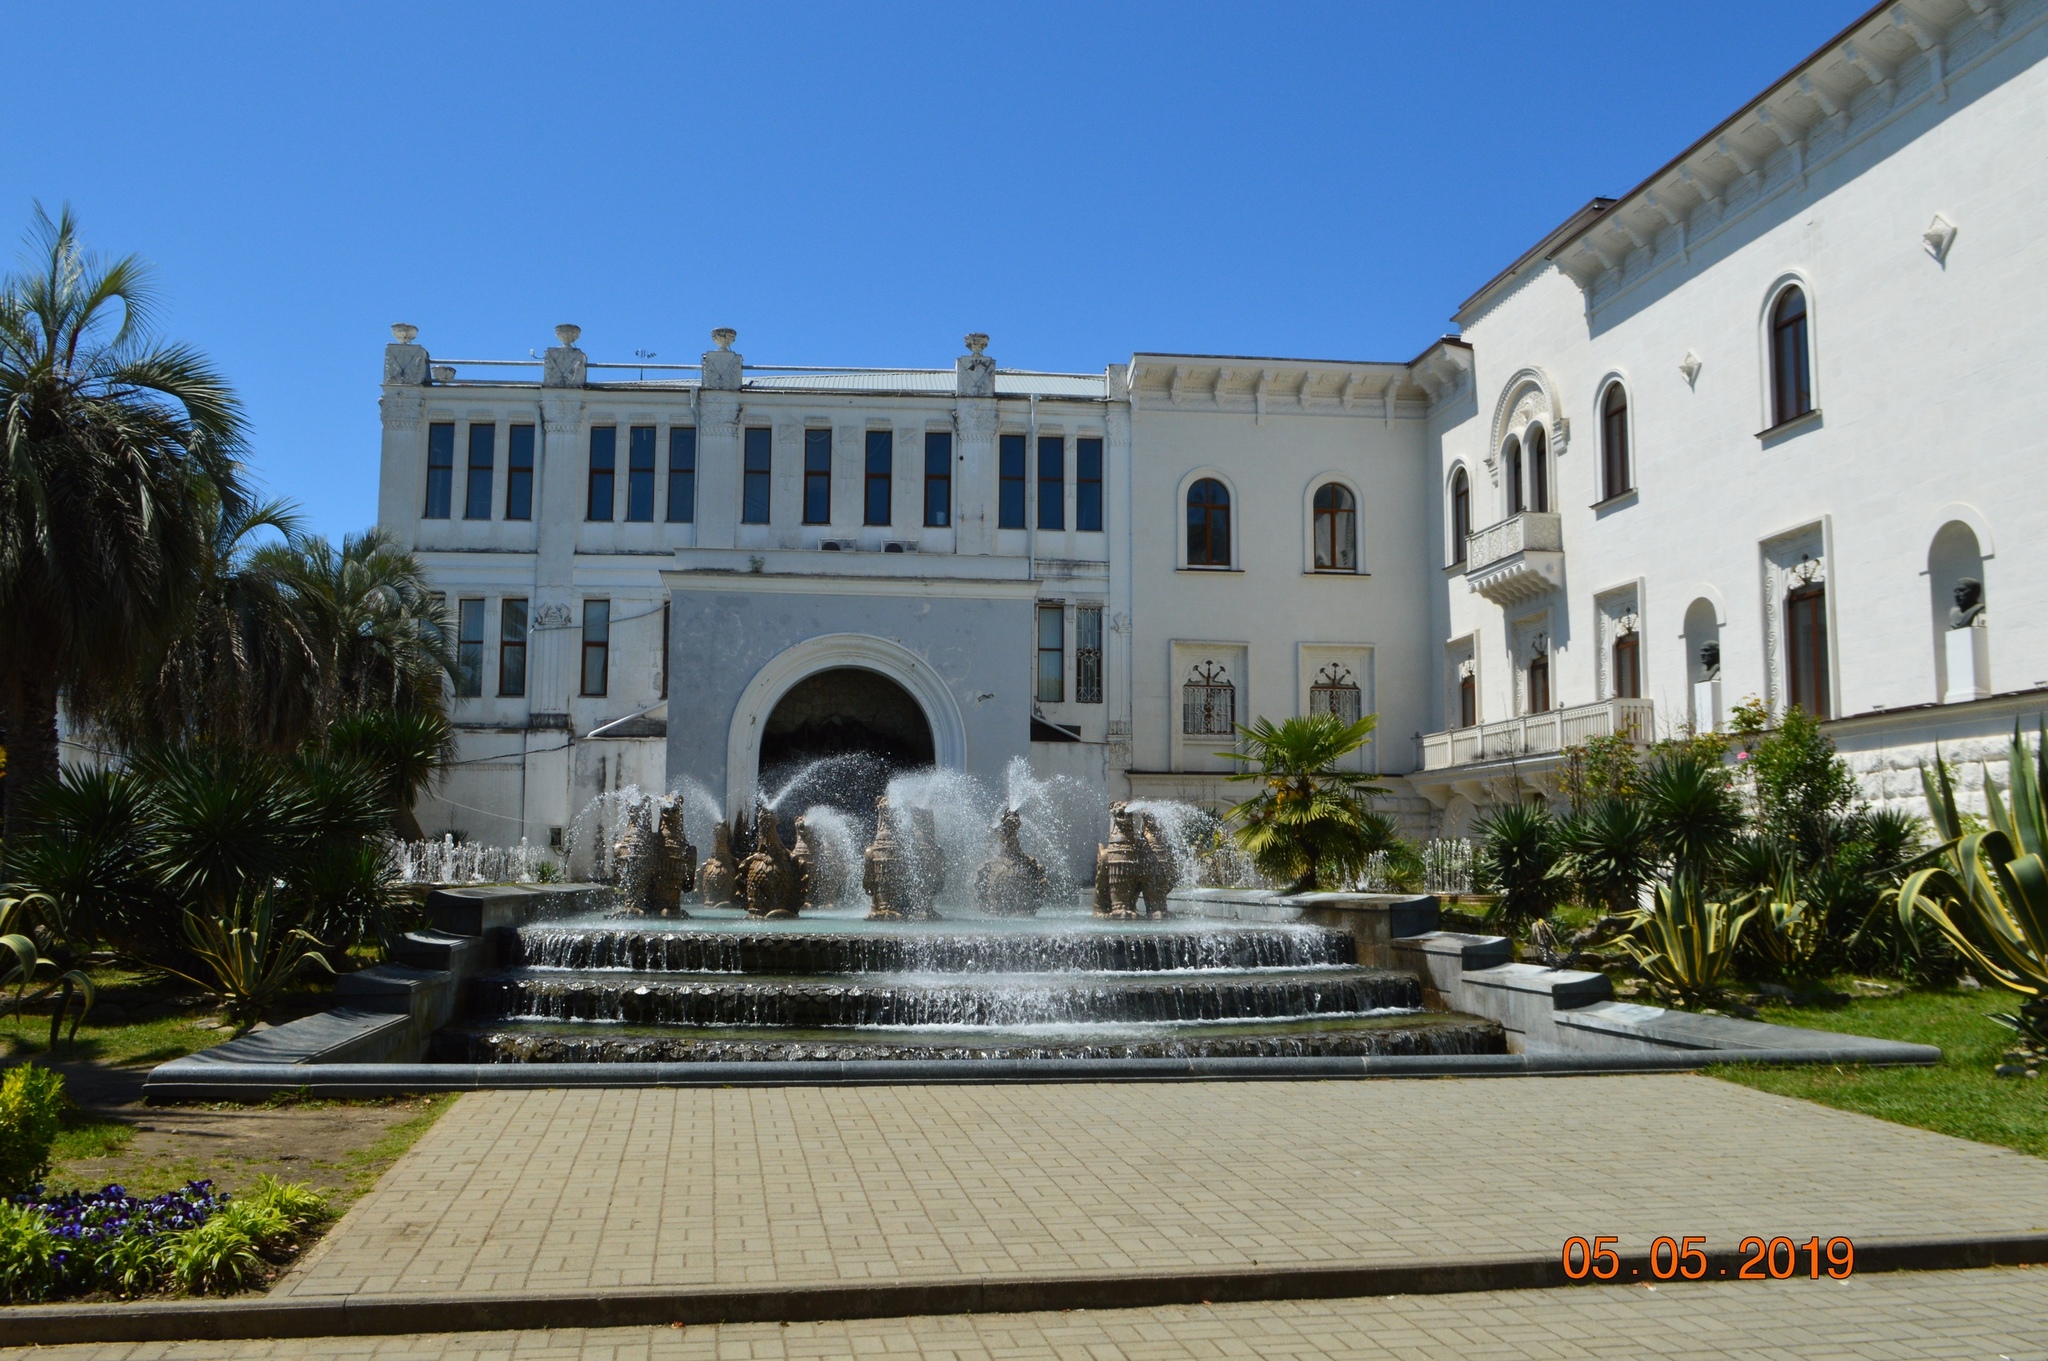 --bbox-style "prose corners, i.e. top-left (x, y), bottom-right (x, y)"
top-left (421, 424), bottom-right (1108, 533)
top-left (1444, 283), bottom-right (1816, 563)
top-left (1181, 478), bottom-right (1359, 573)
